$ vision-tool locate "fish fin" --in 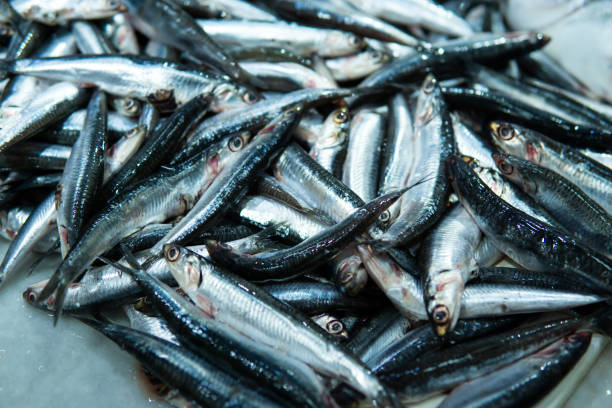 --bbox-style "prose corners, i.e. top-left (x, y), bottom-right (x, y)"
top-left (98, 256), bottom-right (137, 277)
top-left (119, 244), bottom-right (142, 271)
top-left (36, 272), bottom-right (61, 306)
top-left (52, 281), bottom-right (68, 326)
top-left (28, 241), bottom-right (60, 276)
